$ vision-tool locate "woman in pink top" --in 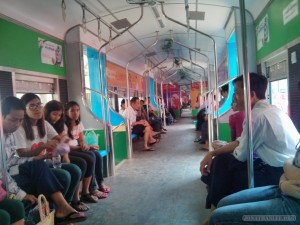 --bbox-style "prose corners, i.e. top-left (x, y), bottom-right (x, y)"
top-left (228, 94), bottom-right (245, 141)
